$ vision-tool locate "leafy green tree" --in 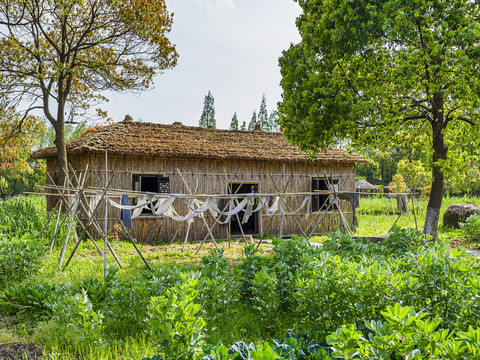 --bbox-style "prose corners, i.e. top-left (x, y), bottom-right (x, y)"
top-left (0, 0), bottom-right (178, 186)
top-left (356, 159), bottom-right (380, 184)
top-left (0, 110), bottom-right (44, 197)
top-left (258, 94), bottom-right (270, 131)
top-left (229, 112), bottom-right (239, 130)
top-left (279, 0), bottom-right (480, 236)
top-left (248, 111), bottom-right (257, 131)
top-left (397, 159), bottom-right (431, 189)
top-left (199, 91), bottom-right (216, 128)
top-left (445, 164), bottom-right (480, 196)
top-left (240, 121), bottom-right (247, 131)
top-left (389, 174), bottom-right (408, 193)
